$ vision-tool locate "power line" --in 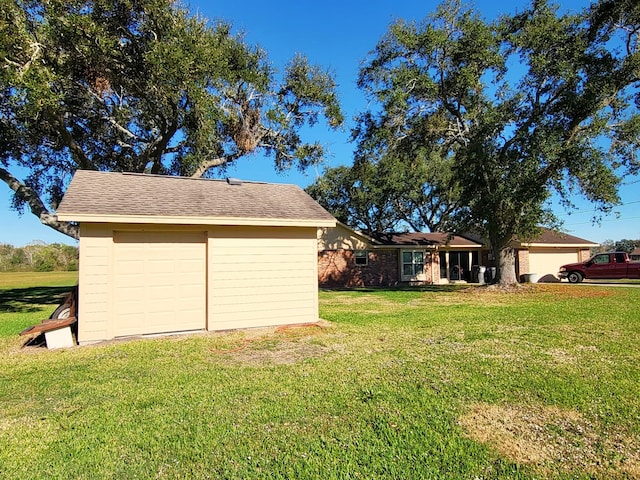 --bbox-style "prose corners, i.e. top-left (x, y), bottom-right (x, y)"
top-left (565, 215), bottom-right (640, 226)
top-left (562, 199), bottom-right (640, 216)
